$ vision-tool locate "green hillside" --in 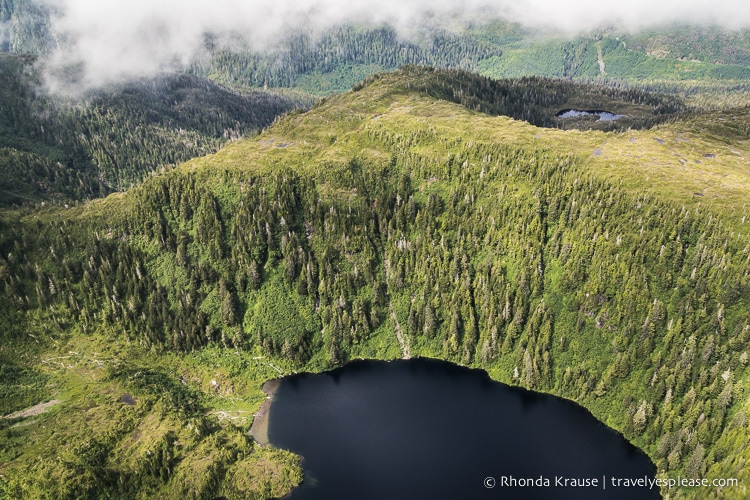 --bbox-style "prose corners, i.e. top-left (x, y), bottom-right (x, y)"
top-left (0, 53), bottom-right (307, 206)
top-left (193, 24), bottom-right (750, 96)
top-left (1, 67), bottom-right (749, 498)
top-left (478, 30), bottom-right (750, 82)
